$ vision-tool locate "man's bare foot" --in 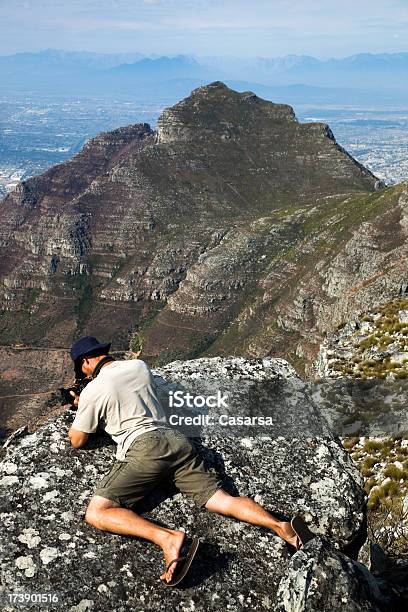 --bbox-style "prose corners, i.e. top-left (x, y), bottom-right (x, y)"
top-left (276, 521), bottom-right (299, 549)
top-left (159, 529), bottom-right (186, 583)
